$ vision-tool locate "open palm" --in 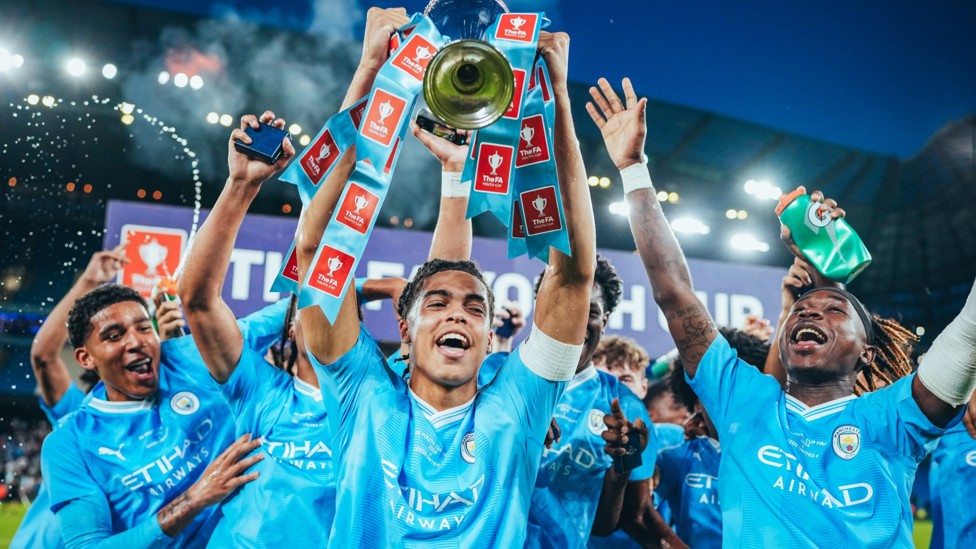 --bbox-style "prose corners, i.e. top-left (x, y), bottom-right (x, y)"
top-left (585, 77), bottom-right (647, 170)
